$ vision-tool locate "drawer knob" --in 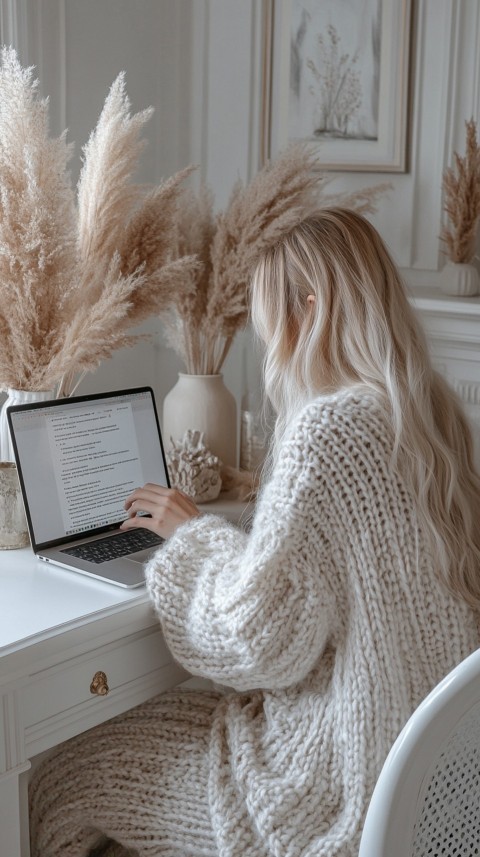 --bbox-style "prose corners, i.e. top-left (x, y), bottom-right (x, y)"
top-left (90, 670), bottom-right (109, 696)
